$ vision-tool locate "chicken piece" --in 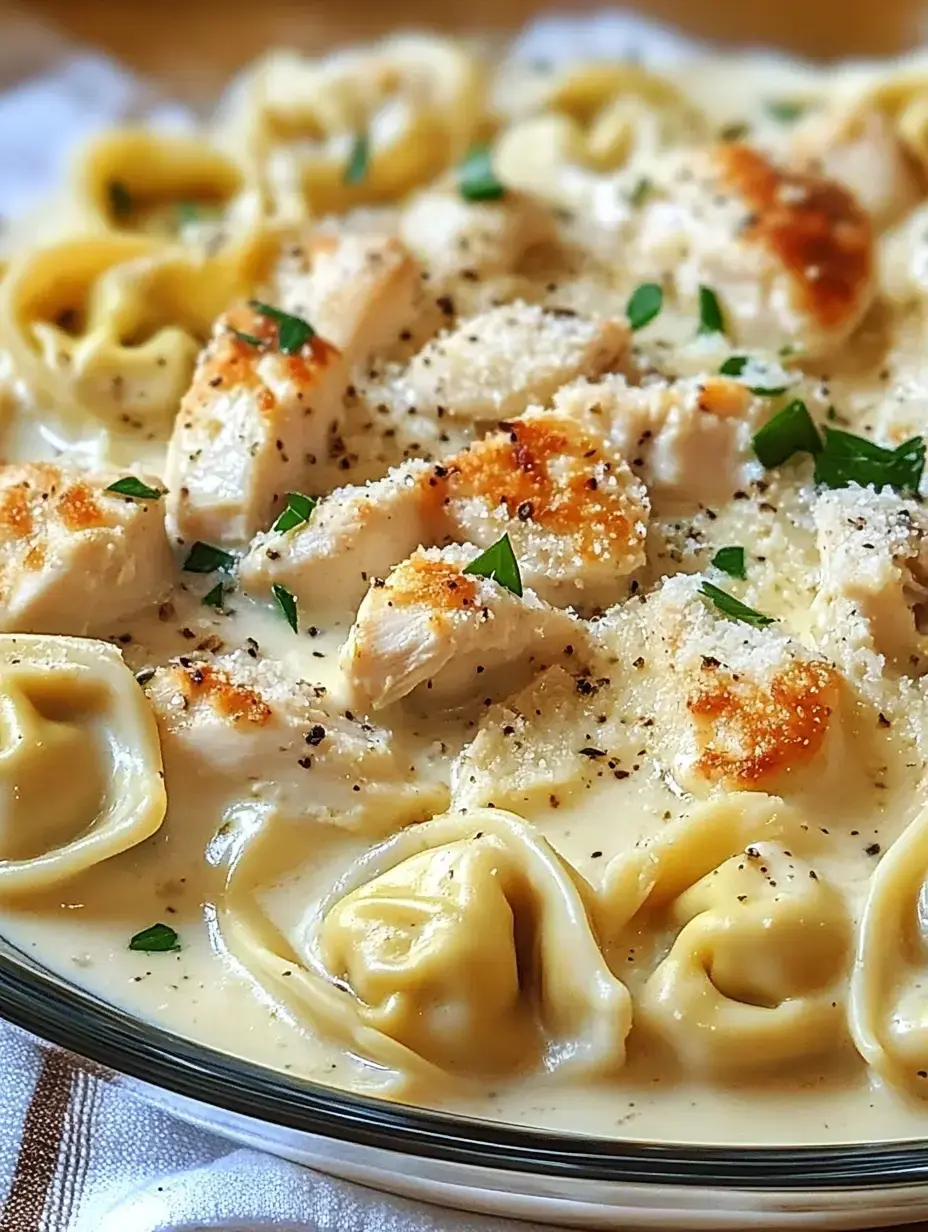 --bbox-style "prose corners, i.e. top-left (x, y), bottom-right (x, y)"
top-left (438, 407), bottom-right (648, 608)
top-left (274, 232), bottom-right (430, 360)
top-left (554, 373), bottom-right (765, 511)
top-left (240, 407), bottom-right (649, 612)
top-left (339, 544), bottom-right (585, 710)
top-left (452, 665), bottom-right (603, 811)
top-left (630, 143), bottom-right (875, 359)
top-left (810, 484), bottom-right (928, 679)
top-left (145, 648), bottom-right (446, 832)
top-left (649, 574), bottom-right (844, 797)
top-left (789, 108), bottom-right (923, 232)
top-left (165, 302), bottom-right (347, 546)
top-left (401, 301), bottom-right (629, 423)
top-left (239, 460), bottom-right (433, 615)
top-left (0, 463), bottom-right (173, 636)
top-left (399, 188), bottom-right (559, 282)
